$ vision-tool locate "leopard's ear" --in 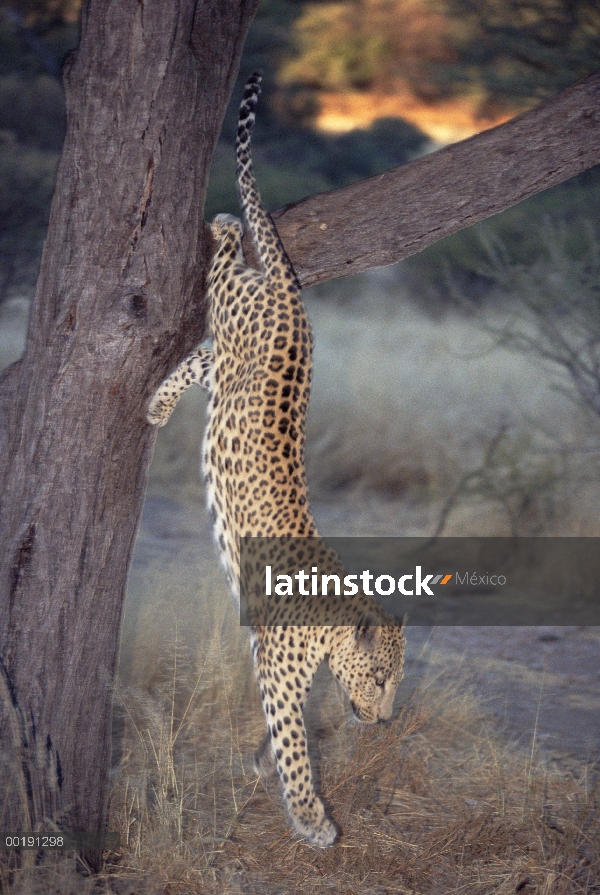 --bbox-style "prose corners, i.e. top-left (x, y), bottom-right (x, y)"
top-left (354, 611), bottom-right (383, 649)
